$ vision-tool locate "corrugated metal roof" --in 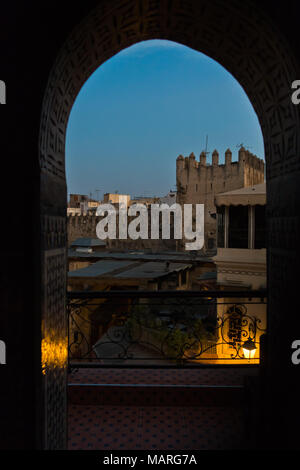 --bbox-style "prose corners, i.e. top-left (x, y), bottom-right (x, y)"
top-left (68, 249), bottom-right (212, 263)
top-left (68, 260), bottom-right (137, 278)
top-left (68, 260), bottom-right (192, 280)
top-left (114, 262), bottom-right (192, 279)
